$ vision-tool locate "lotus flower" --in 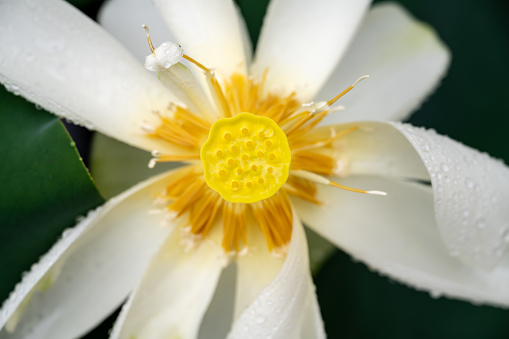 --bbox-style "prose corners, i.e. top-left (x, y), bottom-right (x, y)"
top-left (1, 0), bottom-right (508, 338)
